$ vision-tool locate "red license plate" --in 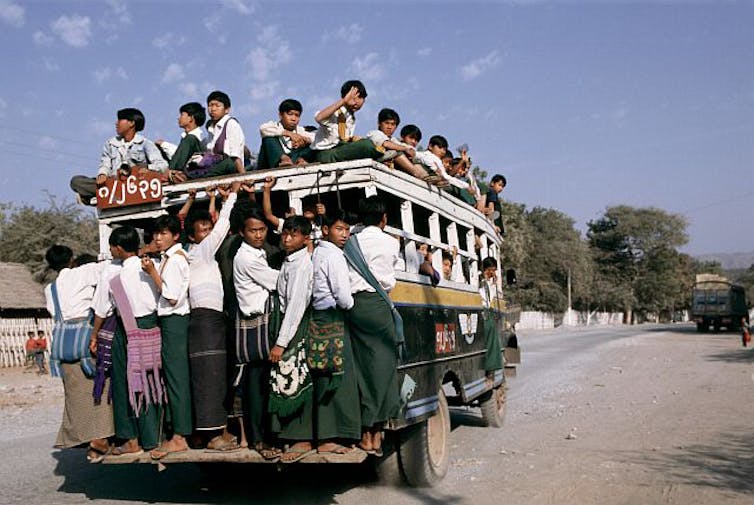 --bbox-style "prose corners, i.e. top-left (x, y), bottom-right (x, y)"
top-left (96, 172), bottom-right (164, 209)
